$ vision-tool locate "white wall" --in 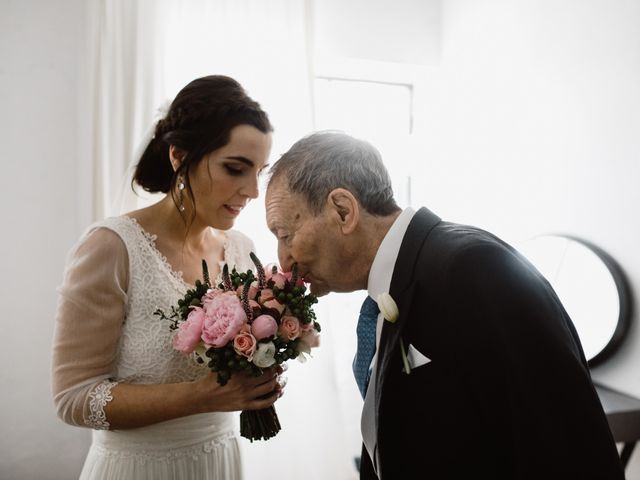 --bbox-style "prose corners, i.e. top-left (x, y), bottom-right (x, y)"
top-left (414, 0), bottom-right (640, 475)
top-left (0, 0), bottom-right (90, 478)
top-left (417, 0), bottom-right (640, 392)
